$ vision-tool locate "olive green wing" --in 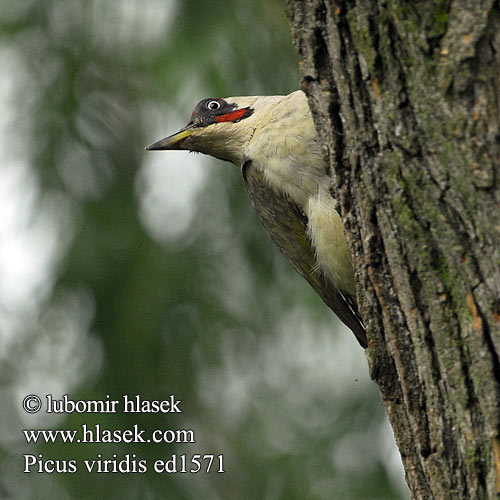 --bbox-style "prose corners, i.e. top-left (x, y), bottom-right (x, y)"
top-left (242, 159), bottom-right (367, 348)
